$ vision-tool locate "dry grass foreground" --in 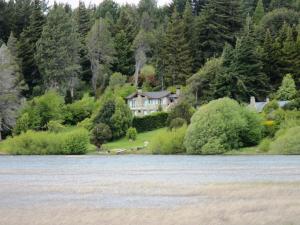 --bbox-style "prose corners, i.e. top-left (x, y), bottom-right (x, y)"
top-left (1, 182), bottom-right (300, 225)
